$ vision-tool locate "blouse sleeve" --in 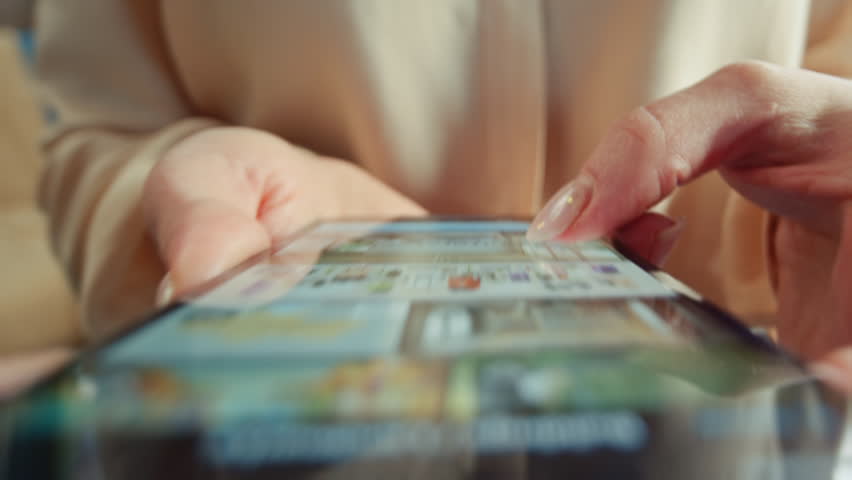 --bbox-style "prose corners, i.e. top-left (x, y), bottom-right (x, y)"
top-left (36, 0), bottom-right (221, 338)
